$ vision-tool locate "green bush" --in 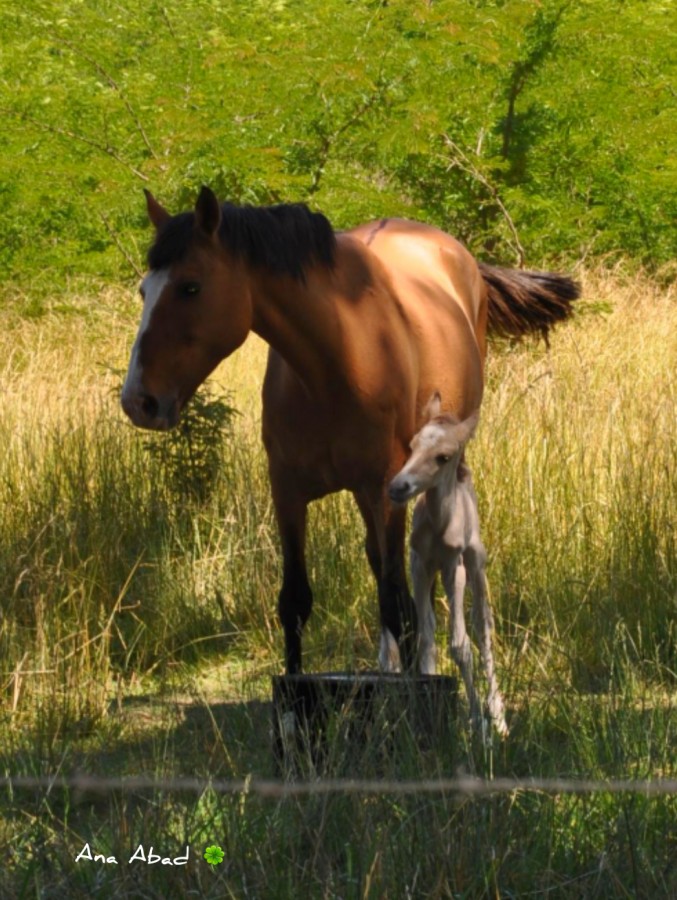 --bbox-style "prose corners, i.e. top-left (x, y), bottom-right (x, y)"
top-left (1, 0), bottom-right (675, 300)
